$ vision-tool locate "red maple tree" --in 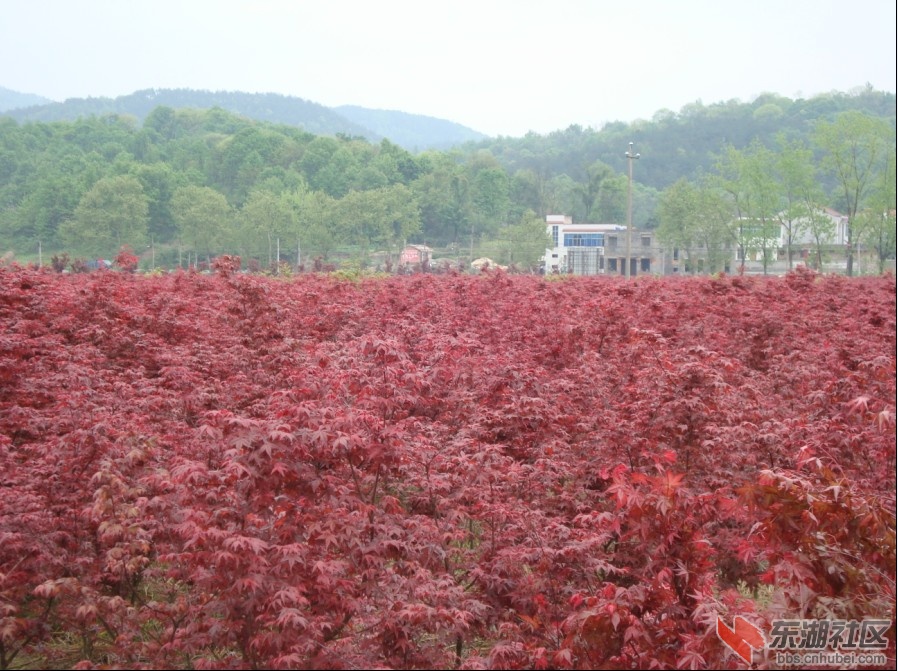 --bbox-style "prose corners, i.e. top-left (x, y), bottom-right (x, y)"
top-left (0, 266), bottom-right (894, 669)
